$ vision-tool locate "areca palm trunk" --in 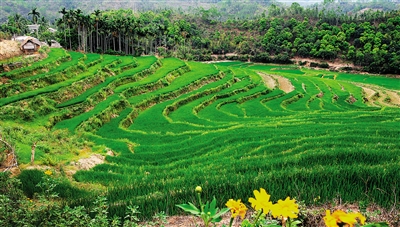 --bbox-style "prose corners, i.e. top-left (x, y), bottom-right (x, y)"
top-left (96, 21), bottom-right (99, 51)
top-left (69, 23), bottom-right (72, 50)
top-left (119, 33), bottom-right (122, 53)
